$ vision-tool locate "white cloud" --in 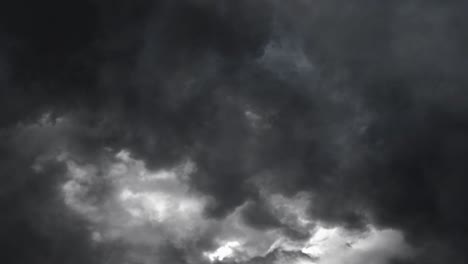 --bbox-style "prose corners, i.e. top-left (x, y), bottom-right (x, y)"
top-left (315, 228), bottom-right (414, 264)
top-left (204, 241), bottom-right (243, 262)
top-left (58, 149), bottom-right (414, 264)
top-left (203, 200), bottom-right (413, 264)
top-left (61, 151), bottom-right (210, 247)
